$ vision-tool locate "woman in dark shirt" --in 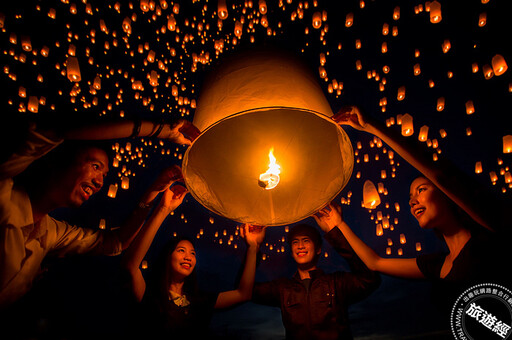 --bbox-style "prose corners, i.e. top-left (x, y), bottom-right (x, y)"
top-left (120, 166), bottom-right (265, 337)
top-left (318, 106), bottom-right (511, 317)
